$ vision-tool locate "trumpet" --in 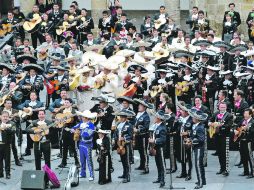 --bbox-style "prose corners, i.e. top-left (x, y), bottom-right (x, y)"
top-left (76, 18), bottom-right (91, 30)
